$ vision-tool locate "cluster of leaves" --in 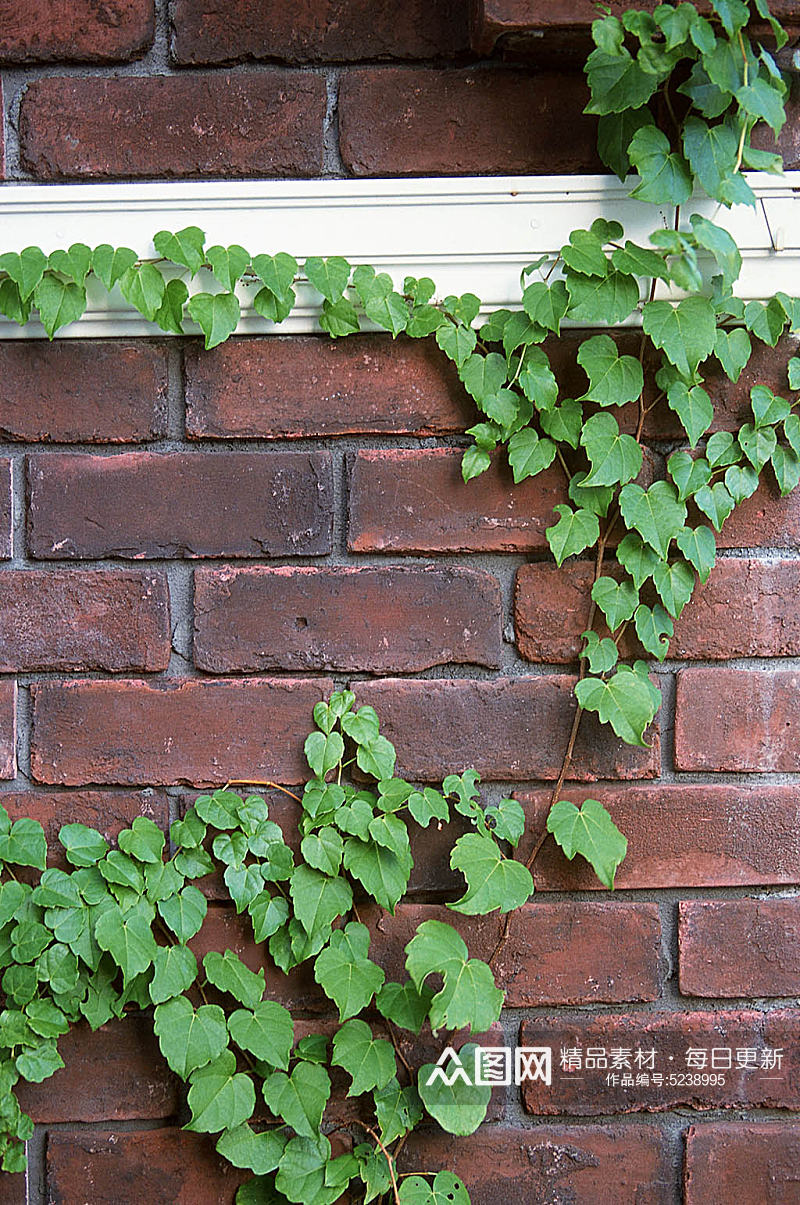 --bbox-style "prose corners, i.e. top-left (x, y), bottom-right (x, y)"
top-left (0, 692), bottom-right (625, 1199)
